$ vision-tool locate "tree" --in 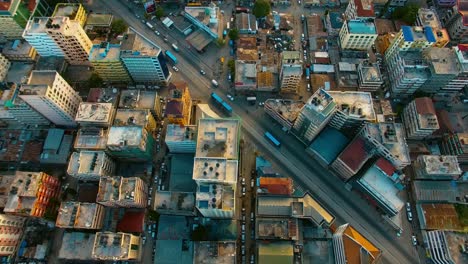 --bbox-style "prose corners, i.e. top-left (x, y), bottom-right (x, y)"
top-left (111, 19), bottom-right (128, 35)
top-left (216, 38), bottom-right (226, 46)
top-left (88, 73), bottom-right (103, 88)
top-left (392, 4), bottom-right (420, 24)
top-left (155, 6), bottom-right (165, 19)
top-left (148, 209), bottom-right (160, 222)
top-left (253, 0), bottom-right (271, 18)
top-left (228, 28), bottom-right (239, 40)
